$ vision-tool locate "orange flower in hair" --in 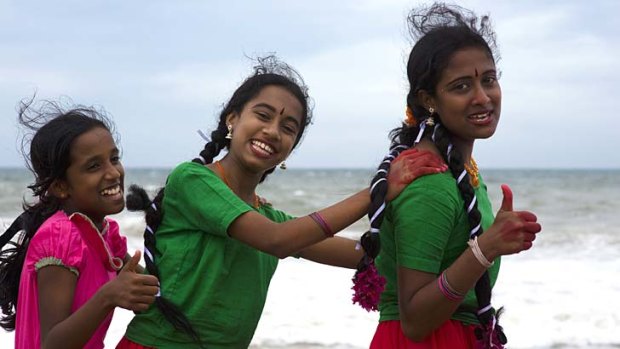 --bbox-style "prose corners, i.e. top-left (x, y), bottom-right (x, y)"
top-left (405, 106), bottom-right (417, 126)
